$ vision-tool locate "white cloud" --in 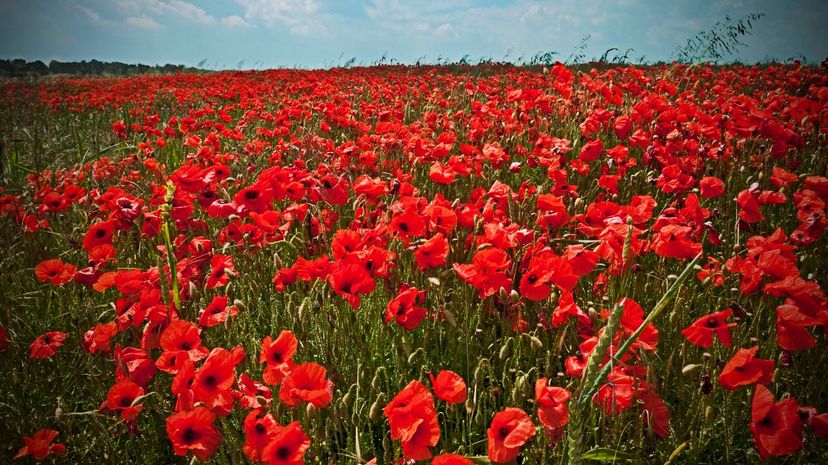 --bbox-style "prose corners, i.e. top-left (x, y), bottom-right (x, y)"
top-left (235, 0), bottom-right (323, 35)
top-left (126, 14), bottom-right (161, 29)
top-left (110, 0), bottom-right (249, 28)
